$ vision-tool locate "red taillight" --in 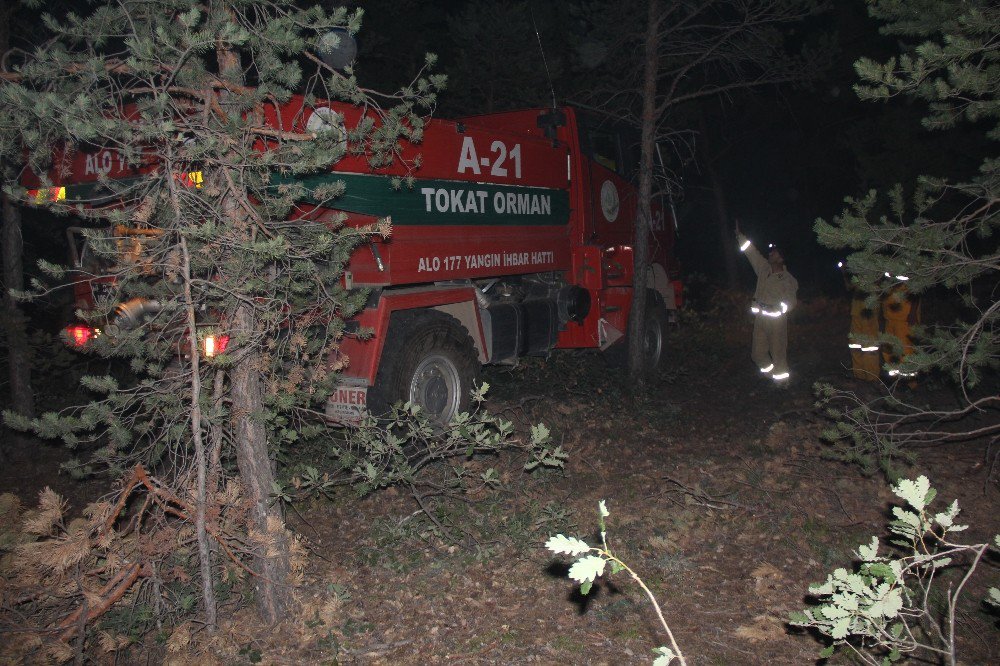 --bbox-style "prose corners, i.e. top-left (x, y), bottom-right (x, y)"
top-left (65, 324), bottom-right (98, 346)
top-left (203, 334), bottom-right (229, 357)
